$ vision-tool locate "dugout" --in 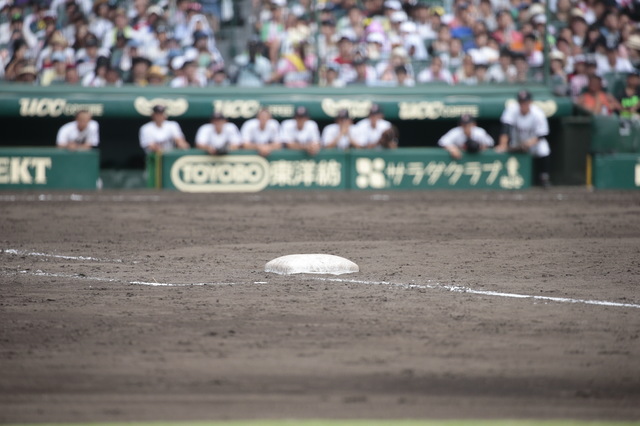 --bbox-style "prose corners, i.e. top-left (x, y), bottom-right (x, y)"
top-left (0, 83), bottom-right (583, 186)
